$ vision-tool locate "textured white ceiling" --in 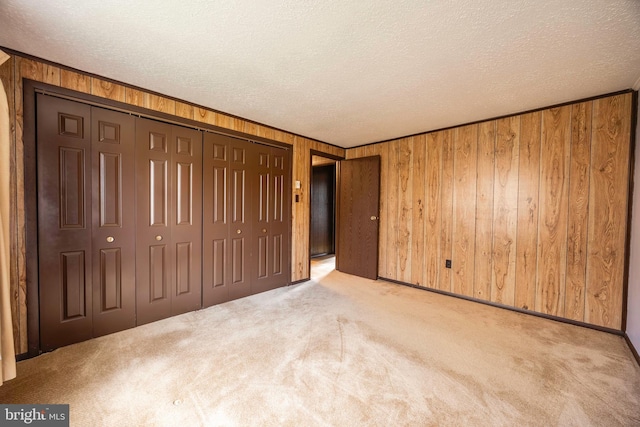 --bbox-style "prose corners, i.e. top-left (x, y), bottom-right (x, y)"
top-left (1, 0), bottom-right (639, 148)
